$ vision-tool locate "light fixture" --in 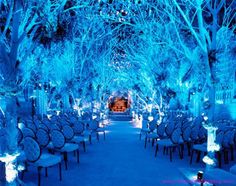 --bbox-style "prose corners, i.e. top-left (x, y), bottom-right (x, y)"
top-left (197, 171), bottom-right (203, 181)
